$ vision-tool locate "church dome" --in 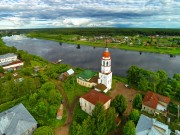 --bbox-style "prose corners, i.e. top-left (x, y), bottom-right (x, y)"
top-left (102, 48), bottom-right (110, 58)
